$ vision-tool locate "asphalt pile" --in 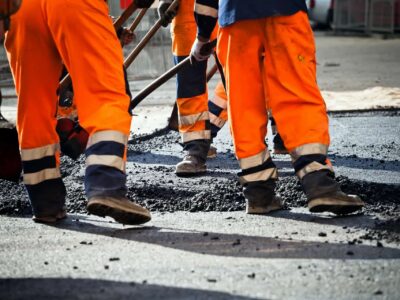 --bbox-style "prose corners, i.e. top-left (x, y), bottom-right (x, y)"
top-left (0, 129), bottom-right (399, 242)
